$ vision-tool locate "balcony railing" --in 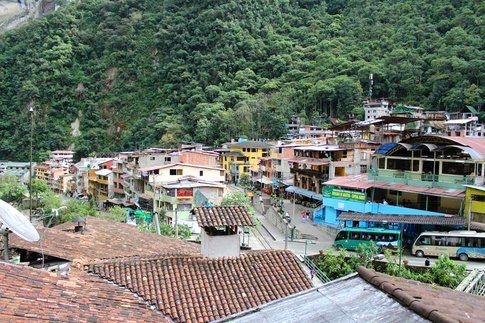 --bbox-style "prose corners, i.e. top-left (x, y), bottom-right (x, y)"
top-left (370, 168), bottom-right (476, 189)
top-left (291, 168), bottom-right (329, 181)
